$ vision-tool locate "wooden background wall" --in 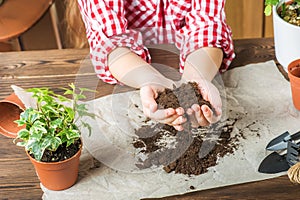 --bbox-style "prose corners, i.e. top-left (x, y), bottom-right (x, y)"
top-left (1, 0), bottom-right (275, 51)
top-left (225, 0), bottom-right (274, 39)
